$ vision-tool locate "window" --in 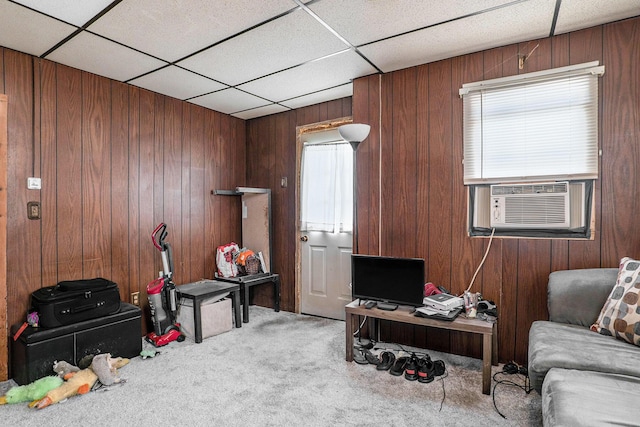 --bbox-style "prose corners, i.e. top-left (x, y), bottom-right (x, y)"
top-left (300, 142), bottom-right (353, 233)
top-left (460, 61), bottom-right (604, 238)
